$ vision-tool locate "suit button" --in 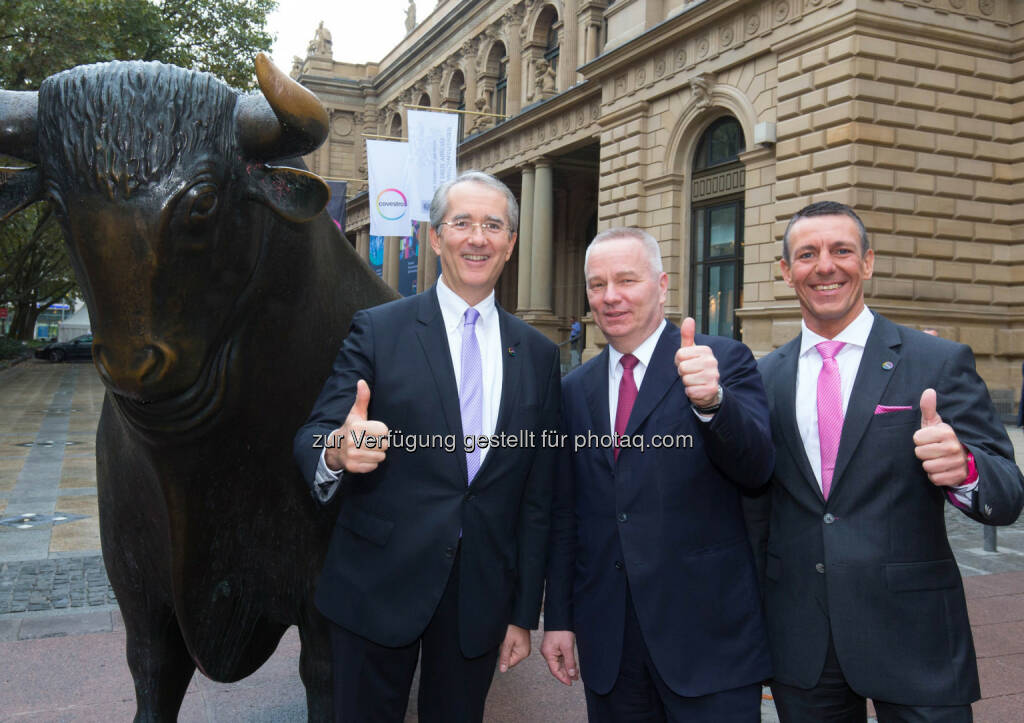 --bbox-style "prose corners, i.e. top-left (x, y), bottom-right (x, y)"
top-left (823, 513), bottom-right (835, 524)
top-left (617, 512), bottom-right (628, 523)
top-left (614, 560), bottom-right (624, 570)
top-left (445, 546), bottom-right (456, 559)
top-left (465, 492), bottom-right (475, 501)
top-left (815, 563), bottom-right (825, 574)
